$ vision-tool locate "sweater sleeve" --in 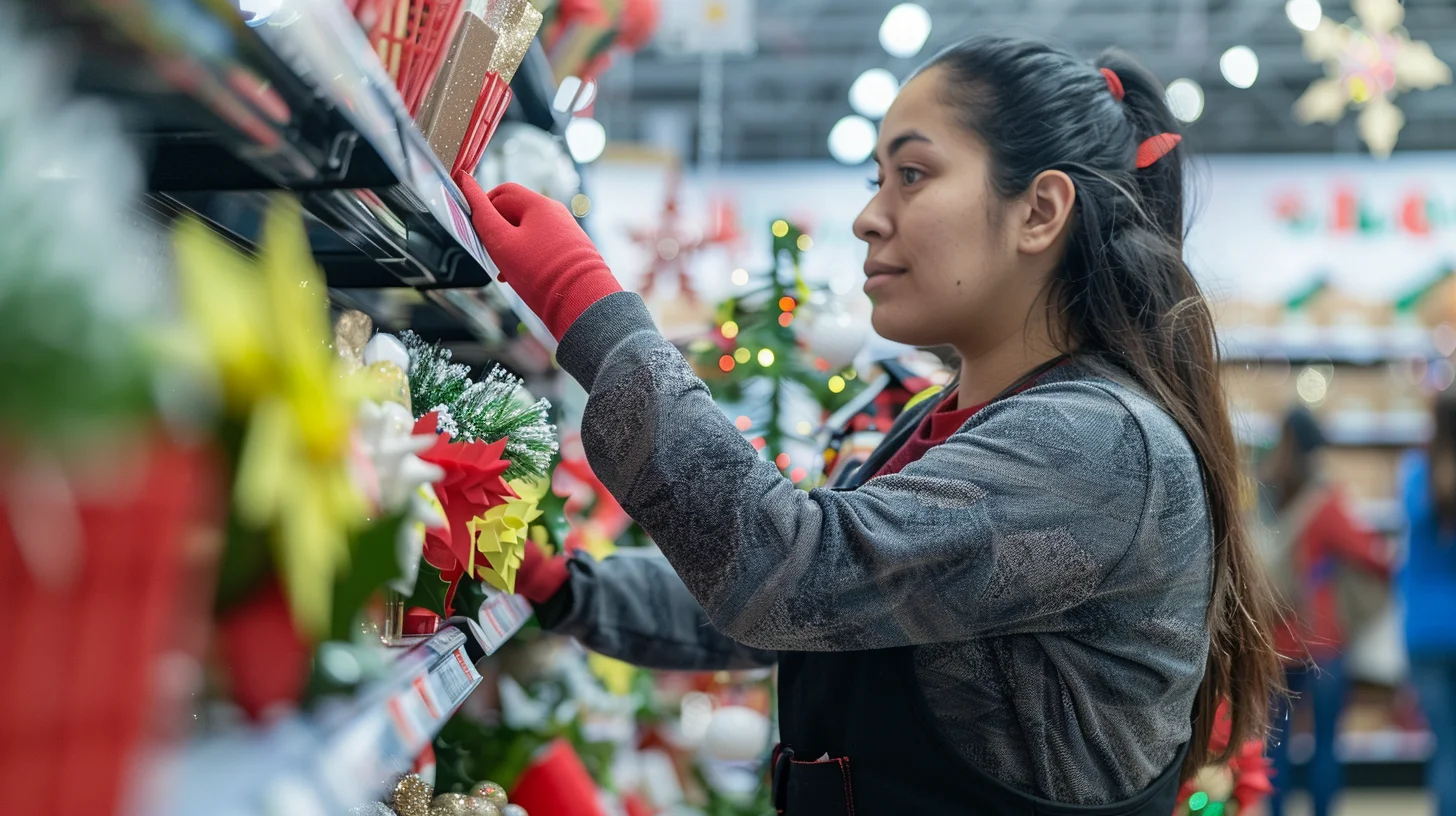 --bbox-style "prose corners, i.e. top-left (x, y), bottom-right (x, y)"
top-left (555, 292), bottom-right (1165, 652)
top-left (537, 548), bottom-right (778, 671)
